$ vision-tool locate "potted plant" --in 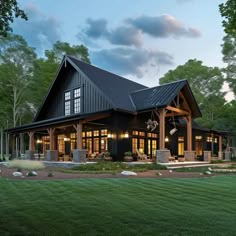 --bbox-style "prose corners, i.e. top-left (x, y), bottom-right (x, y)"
top-left (104, 152), bottom-right (112, 161)
top-left (124, 151), bottom-right (133, 162)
